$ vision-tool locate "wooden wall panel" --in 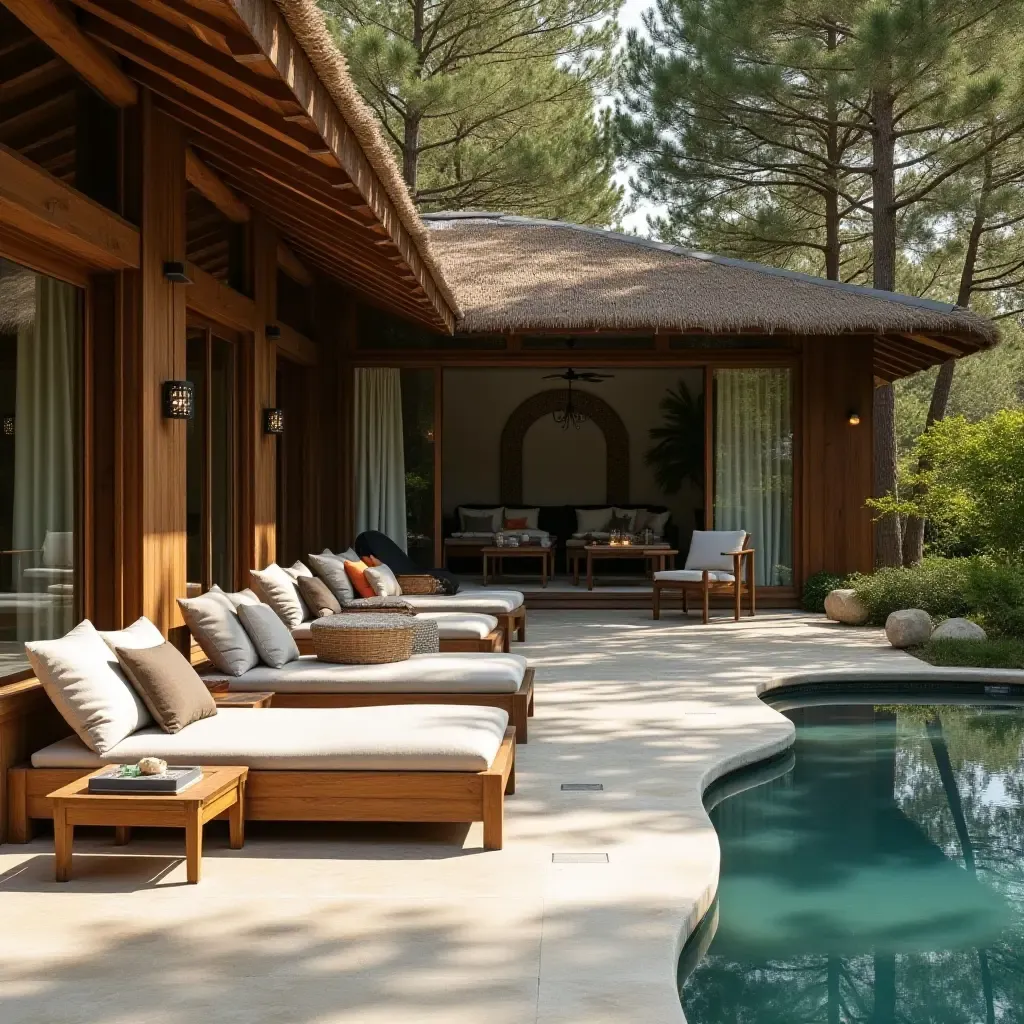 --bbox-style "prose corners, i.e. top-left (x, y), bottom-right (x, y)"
top-left (799, 338), bottom-right (875, 579)
top-left (250, 213), bottom-right (277, 569)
